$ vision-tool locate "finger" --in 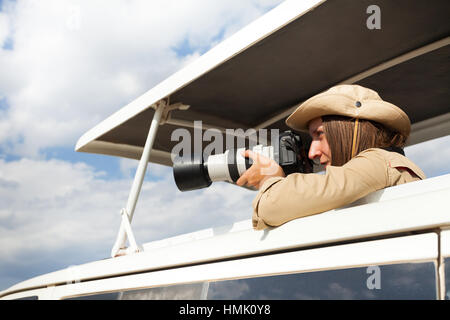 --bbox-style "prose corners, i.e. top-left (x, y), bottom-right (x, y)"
top-left (242, 149), bottom-right (257, 160)
top-left (236, 174), bottom-right (248, 186)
